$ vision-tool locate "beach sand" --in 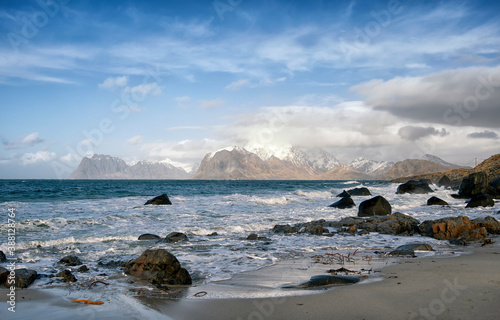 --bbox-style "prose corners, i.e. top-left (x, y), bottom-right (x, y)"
top-left (2, 238), bottom-right (499, 320)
